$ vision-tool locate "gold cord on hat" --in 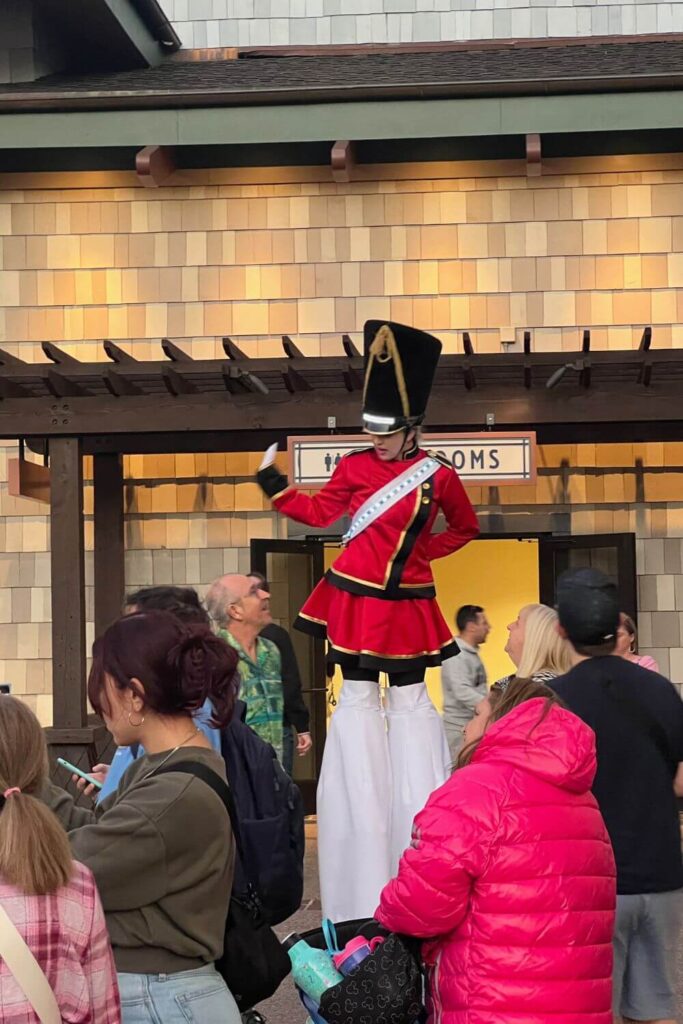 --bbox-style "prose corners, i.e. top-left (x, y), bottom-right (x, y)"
top-left (363, 324), bottom-right (410, 419)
